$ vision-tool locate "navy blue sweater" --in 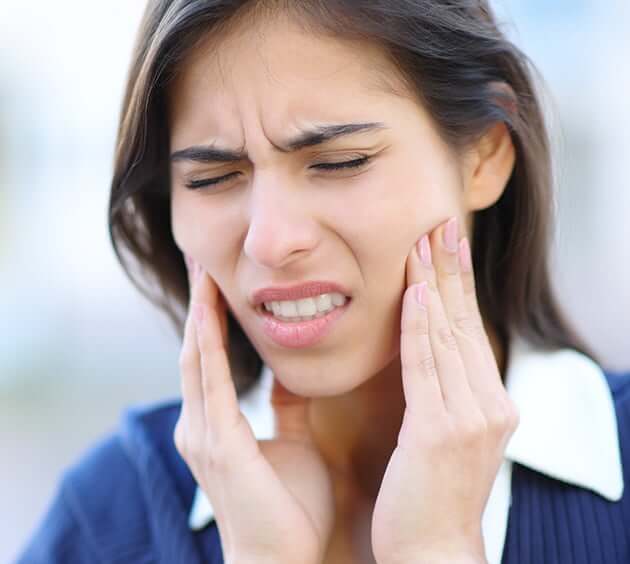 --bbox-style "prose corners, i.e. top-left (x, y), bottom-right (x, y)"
top-left (16, 369), bottom-right (630, 564)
